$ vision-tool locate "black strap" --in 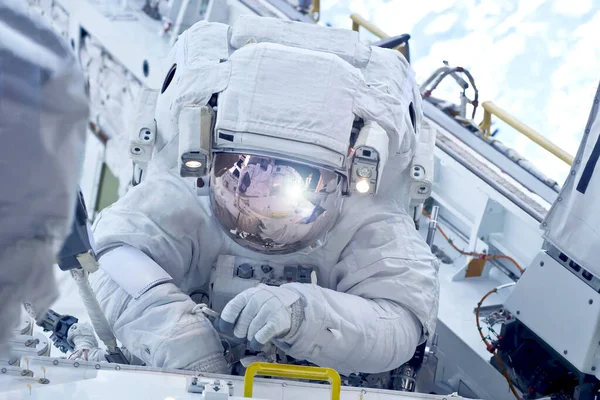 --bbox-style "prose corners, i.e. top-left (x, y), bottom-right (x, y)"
top-left (576, 134), bottom-right (600, 194)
